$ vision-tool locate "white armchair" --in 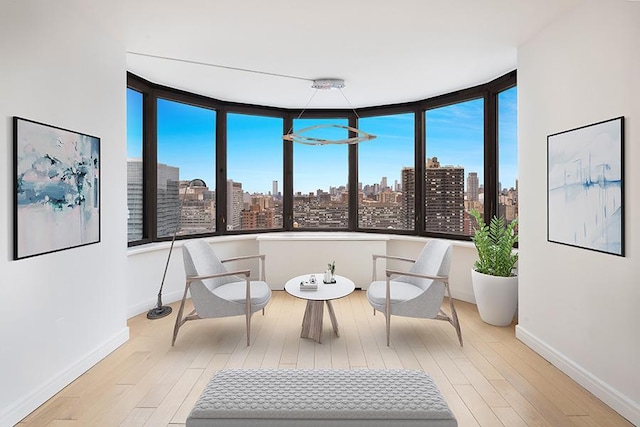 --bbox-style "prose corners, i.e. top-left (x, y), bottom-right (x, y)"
top-left (367, 239), bottom-right (462, 346)
top-left (172, 239), bottom-right (271, 346)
